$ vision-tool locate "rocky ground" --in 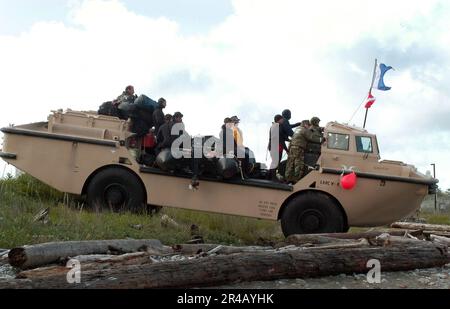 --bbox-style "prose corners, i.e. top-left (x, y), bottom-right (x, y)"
top-left (2, 262), bottom-right (449, 289)
top-left (217, 264), bottom-right (450, 289)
